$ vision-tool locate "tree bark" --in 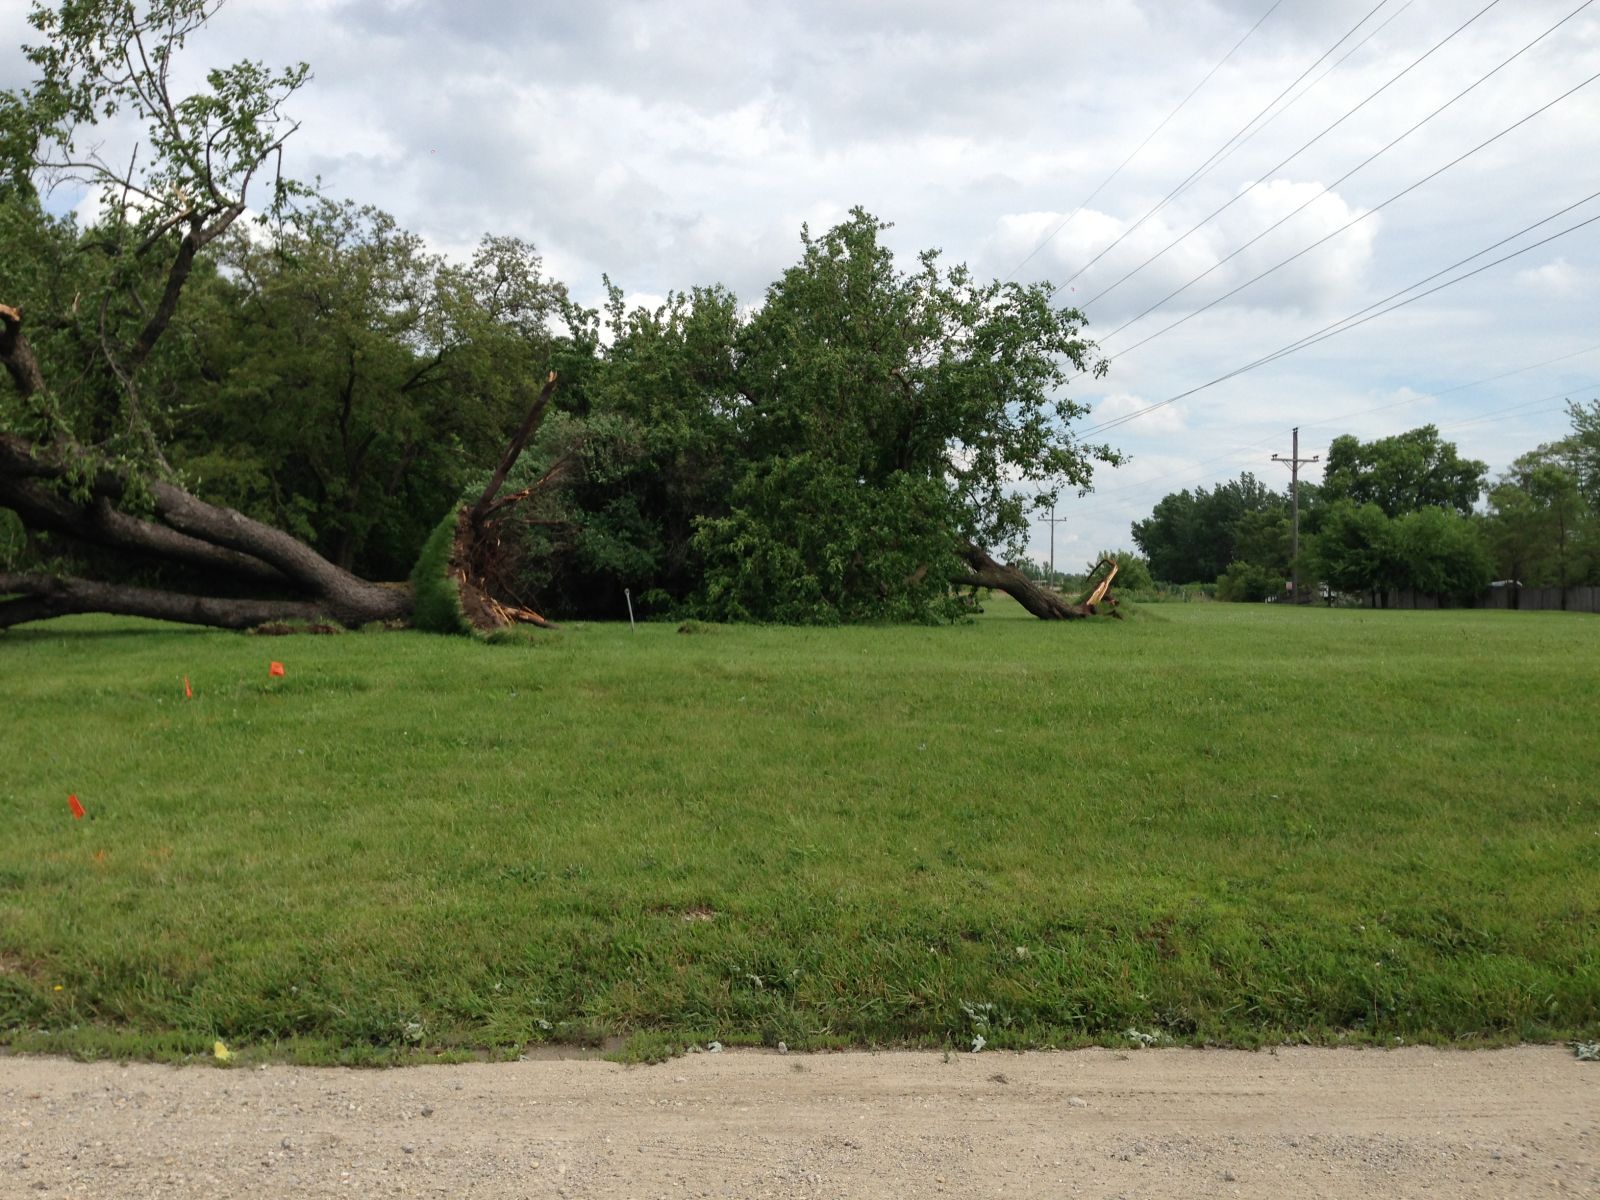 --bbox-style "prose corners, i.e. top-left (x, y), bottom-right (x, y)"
top-left (0, 429), bottom-right (412, 627)
top-left (953, 543), bottom-right (1114, 619)
top-left (0, 572), bottom-right (339, 630)
top-left (0, 304), bottom-right (48, 399)
top-left (0, 427), bottom-right (413, 631)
